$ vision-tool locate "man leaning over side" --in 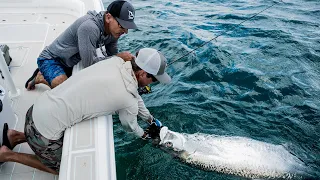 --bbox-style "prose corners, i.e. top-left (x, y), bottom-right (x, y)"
top-left (0, 48), bottom-right (171, 174)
